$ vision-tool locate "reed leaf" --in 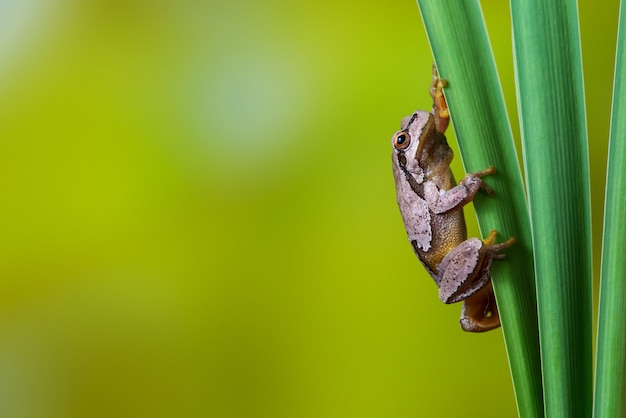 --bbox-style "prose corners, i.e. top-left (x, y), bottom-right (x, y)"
top-left (594, 0), bottom-right (626, 416)
top-left (510, 0), bottom-right (593, 416)
top-left (416, 1), bottom-right (543, 417)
